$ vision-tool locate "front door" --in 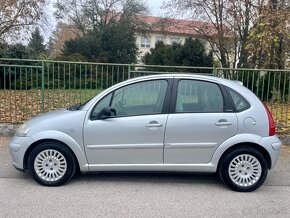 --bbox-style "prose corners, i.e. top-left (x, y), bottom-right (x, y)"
top-left (164, 79), bottom-right (238, 164)
top-left (84, 79), bottom-right (171, 165)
